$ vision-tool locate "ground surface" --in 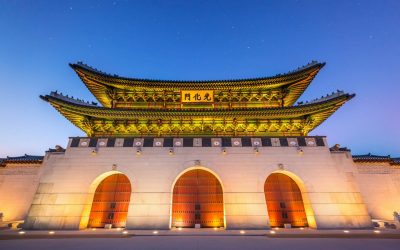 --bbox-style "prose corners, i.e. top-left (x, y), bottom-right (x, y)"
top-left (1, 229), bottom-right (399, 249)
top-left (1, 236), bottom-right (399, 250)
